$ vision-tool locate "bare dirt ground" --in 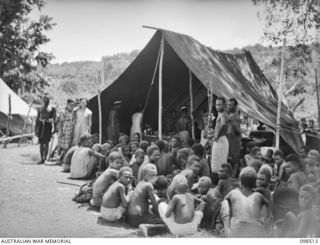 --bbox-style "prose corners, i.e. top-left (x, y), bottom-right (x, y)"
top-left (0, 144), bottom-right (137, 238)
top-left (0, 143), bottom-right (216, 238)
